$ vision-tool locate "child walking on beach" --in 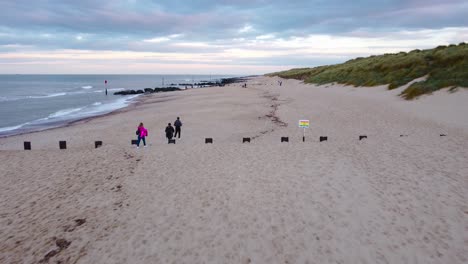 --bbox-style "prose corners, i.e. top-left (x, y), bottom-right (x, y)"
top-left (136, 122), bottom-right (148, 148)
top-left (165, 123), bottom-right (175, 143)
